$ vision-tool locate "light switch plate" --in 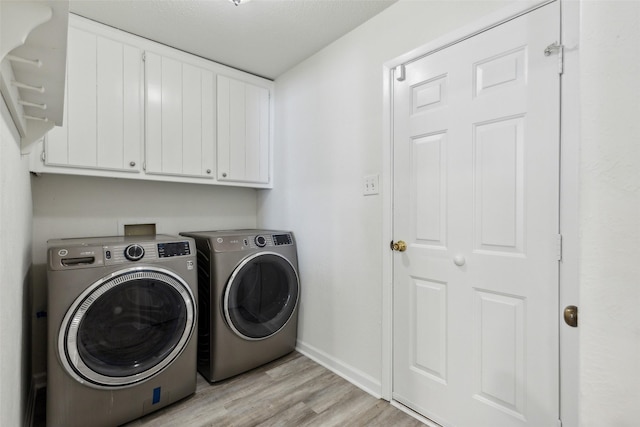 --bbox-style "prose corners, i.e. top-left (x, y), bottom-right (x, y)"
top-left (363, 174), bottom-right (379, 196)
